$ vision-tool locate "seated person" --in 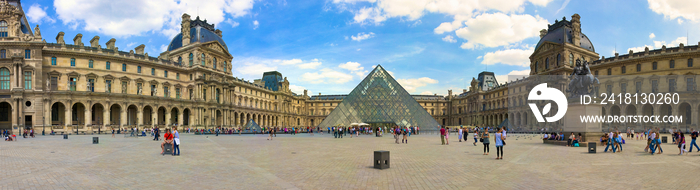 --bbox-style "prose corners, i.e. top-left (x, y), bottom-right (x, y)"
top-left (161, 129), bottom-right (174, 154)
top-left (543, 133), bottom-right (549, 140)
